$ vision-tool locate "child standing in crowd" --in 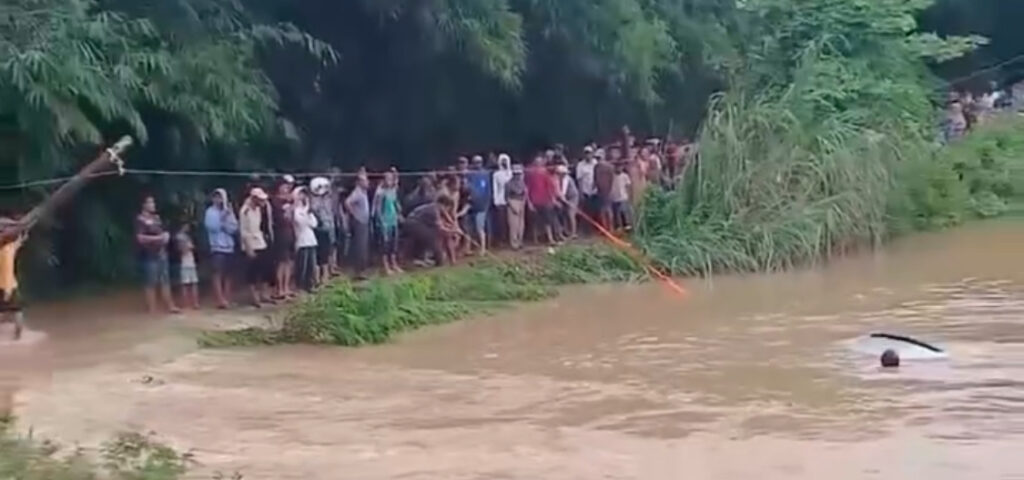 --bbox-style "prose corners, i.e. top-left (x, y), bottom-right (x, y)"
top-left (610, 164), bottom-right (633, 231)
top-left (374, 169), bottom-right (403, 275)
top-left (292, 186), bottom-right (319, 292)
top-left (175, 222), bottom-right (200, 309)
